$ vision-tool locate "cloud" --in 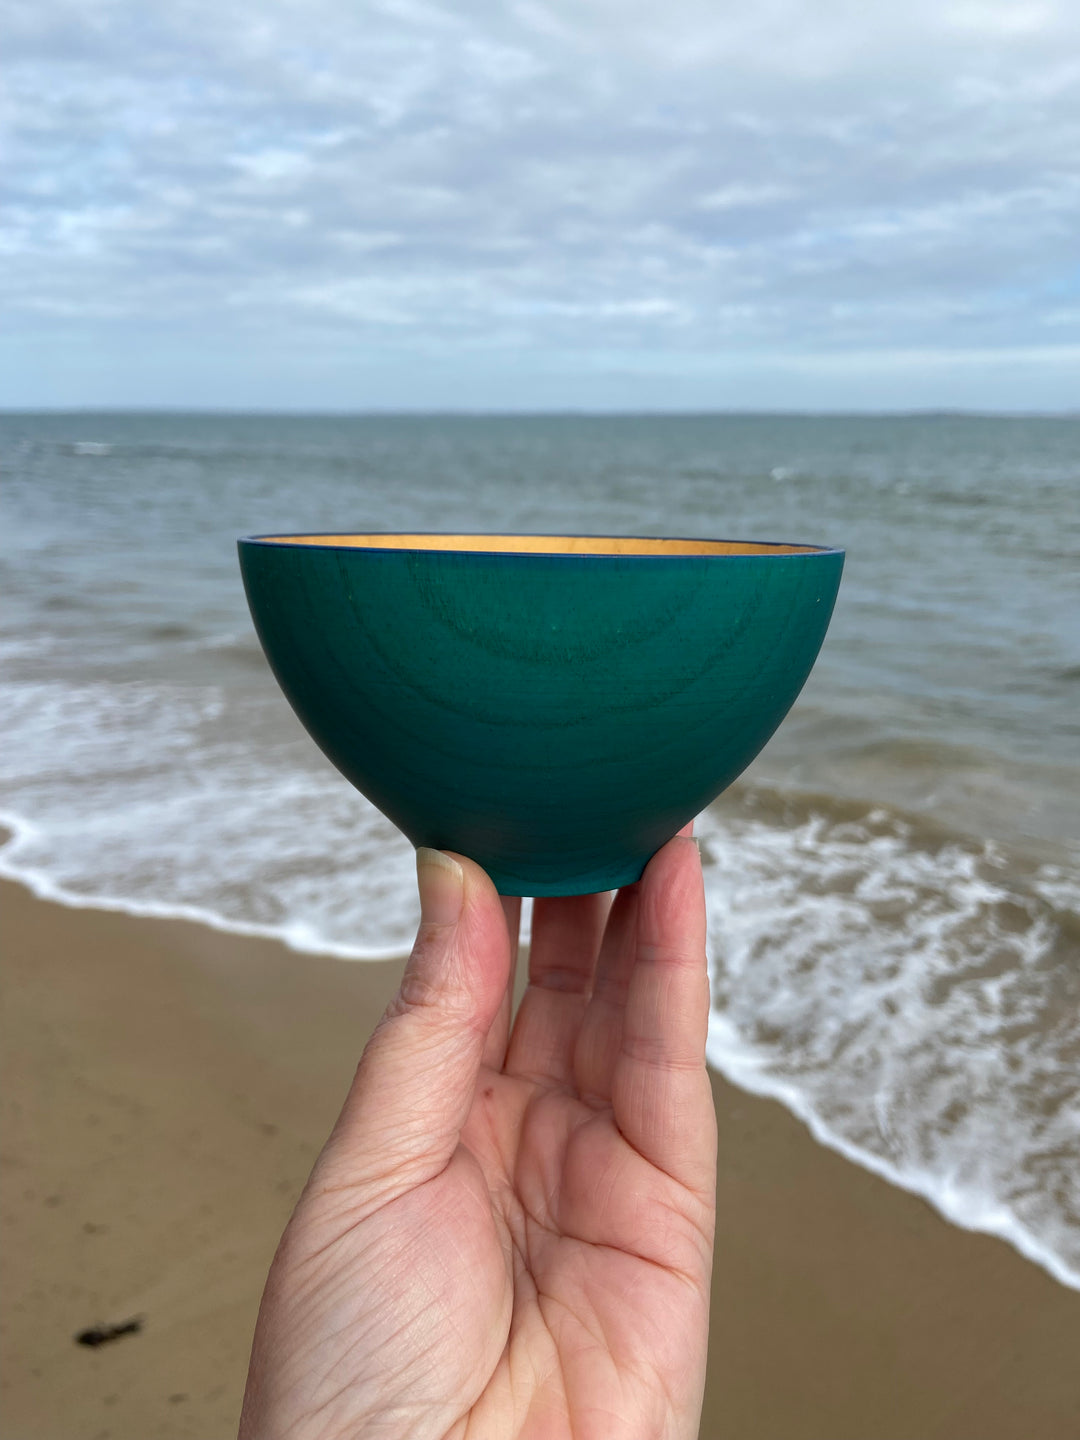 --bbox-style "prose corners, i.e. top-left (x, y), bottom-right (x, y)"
top-left (1, 0), bottom-right (1078, 407)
